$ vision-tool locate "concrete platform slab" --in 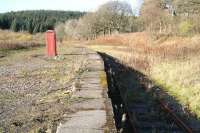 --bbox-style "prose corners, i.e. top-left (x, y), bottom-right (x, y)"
top-left (56, 110), bottom-right (106, 133)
